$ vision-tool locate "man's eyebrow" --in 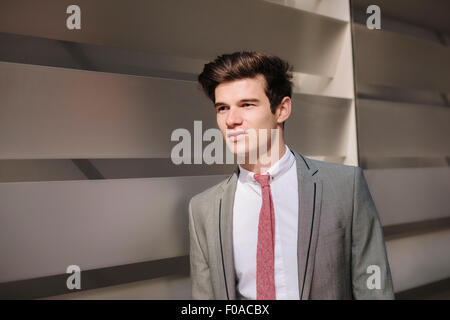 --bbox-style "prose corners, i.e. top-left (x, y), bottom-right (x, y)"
top-left (239, 98), bottom-right (260, 103)
top-left (214, 102), bottom-right (227, 108)
top-left (214, 98), bottom-right (260, 108)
